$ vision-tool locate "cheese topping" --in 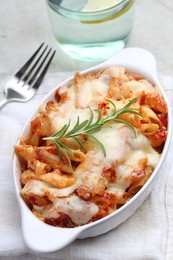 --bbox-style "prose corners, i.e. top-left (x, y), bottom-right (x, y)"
top-left (17, 66), bottom-right (167, 228)
top-left (44, 195), bottom-right (99, 225)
